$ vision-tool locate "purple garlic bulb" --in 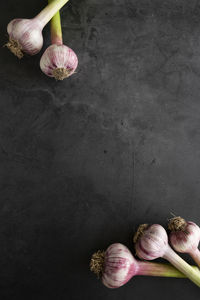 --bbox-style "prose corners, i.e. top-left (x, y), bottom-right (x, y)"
top-left (90, 243), bottom-right (137, 288)
top-left (6, 18), bottom-right (43, 58)
top-left (40, 44), bottom-right (78, 80)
